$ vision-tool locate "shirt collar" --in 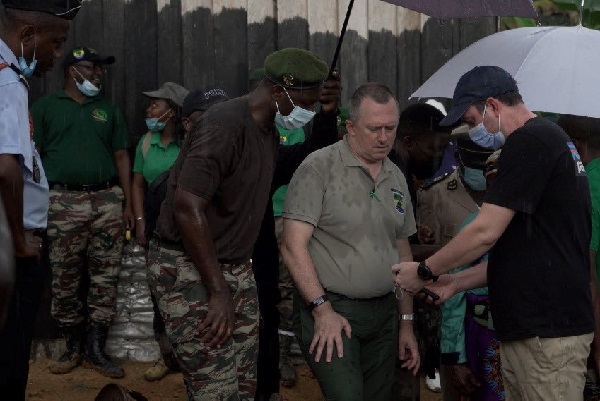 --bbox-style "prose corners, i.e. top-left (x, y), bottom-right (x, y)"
top-left (339, 136), bottom-right (394, 173)
top-left (56, 89), bottom-right (101, 104)
top-left (0, 38), bottom-right (18, 66)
